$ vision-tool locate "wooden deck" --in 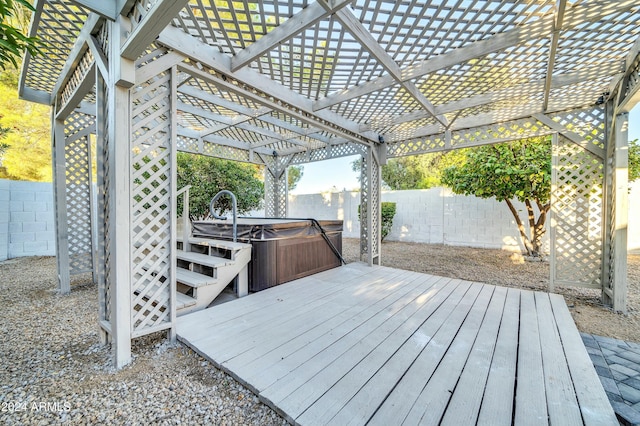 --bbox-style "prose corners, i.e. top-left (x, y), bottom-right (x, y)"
top-left (176, 263), bottom-right (618, 425)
